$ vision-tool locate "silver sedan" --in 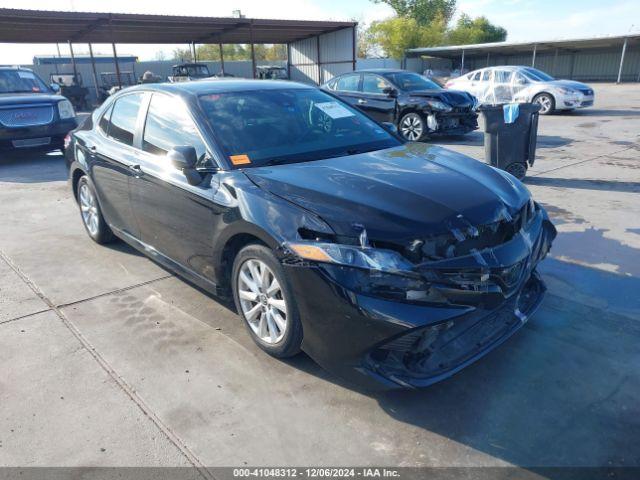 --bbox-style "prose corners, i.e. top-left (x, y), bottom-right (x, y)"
top-left (446, 66), bottom-right (594, 115)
